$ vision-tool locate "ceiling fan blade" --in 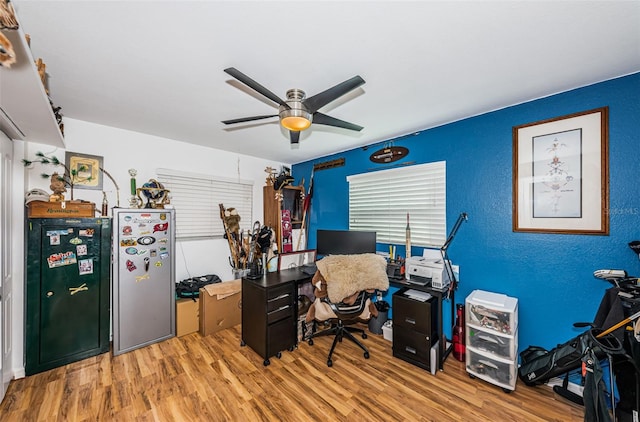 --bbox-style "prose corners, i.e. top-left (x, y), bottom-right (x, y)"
top-left (224, 67), bottom-right (290, 109)
top-left (222, 115), bottom-right (277, 125)
top-left (303, 75), bottom-right (365, 113)
top-left (289, 130), bottom-right (300, 145)
top-left (312, 112), bottom-right (363, 132)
